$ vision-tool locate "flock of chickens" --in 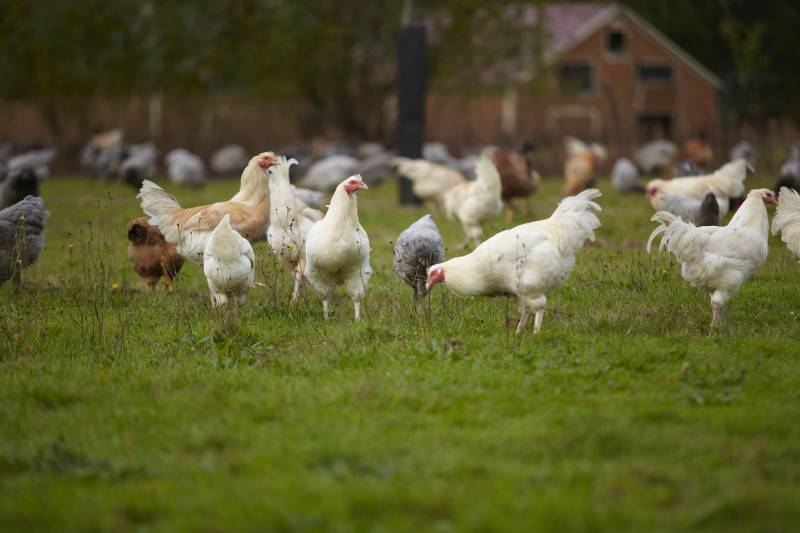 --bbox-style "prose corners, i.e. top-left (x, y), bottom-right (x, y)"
top-left (3, 135), bottom-right (800, 334)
